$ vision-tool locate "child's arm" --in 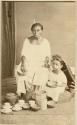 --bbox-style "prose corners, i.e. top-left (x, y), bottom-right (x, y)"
top-left (46, 71), bottom-right (57, 88)
top-left (47, 80), bottom-right (57, 88)
top-left (57, 82), bottom-right (67, 87)
top-left (57, 73), bottom-right (67, 87)
top-left (46, 72), bottom-right (57, 88)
